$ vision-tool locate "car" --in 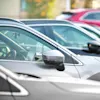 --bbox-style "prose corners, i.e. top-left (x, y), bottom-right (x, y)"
top-left (21, 19), bottom-right (73, 25)
top-left (2, 65), bottom-right (100, 100)
top-left (1, 19), bottom-right (100, 82)
top-left (56, 8), bottom-right (86, 20)
top-left (56, 11), bottom-right (77, 20)
top-left (74, 22), bottom-right (100, 38)
top-left (0, 17), bottom-right (24, 24)
top-left (21, 19), bottom-right (100, 56)
top-left (66, 9), bottom-right (100, 27)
